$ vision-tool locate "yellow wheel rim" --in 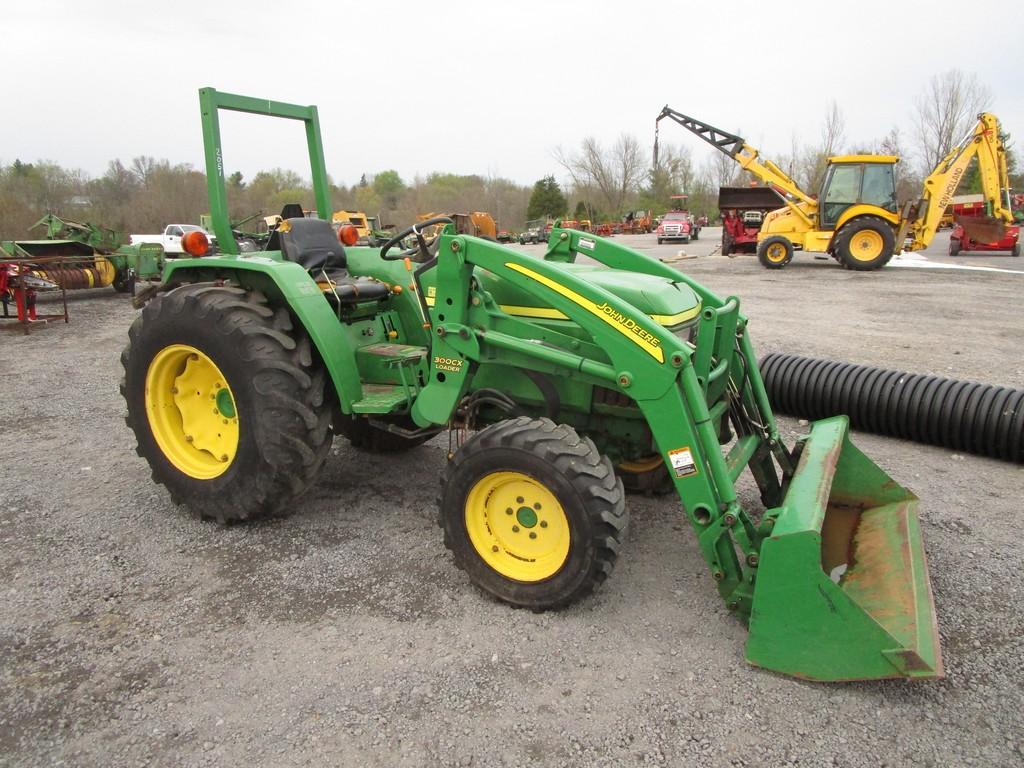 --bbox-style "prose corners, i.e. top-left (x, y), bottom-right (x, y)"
top-left (849, 229), bottom-right (884, 261)
top-left (765, 242), bottom-right (788, 263)
top-left (465, 471), bottom-right (570, 582)
top-left (145, 344), bottom-right (239, 480)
